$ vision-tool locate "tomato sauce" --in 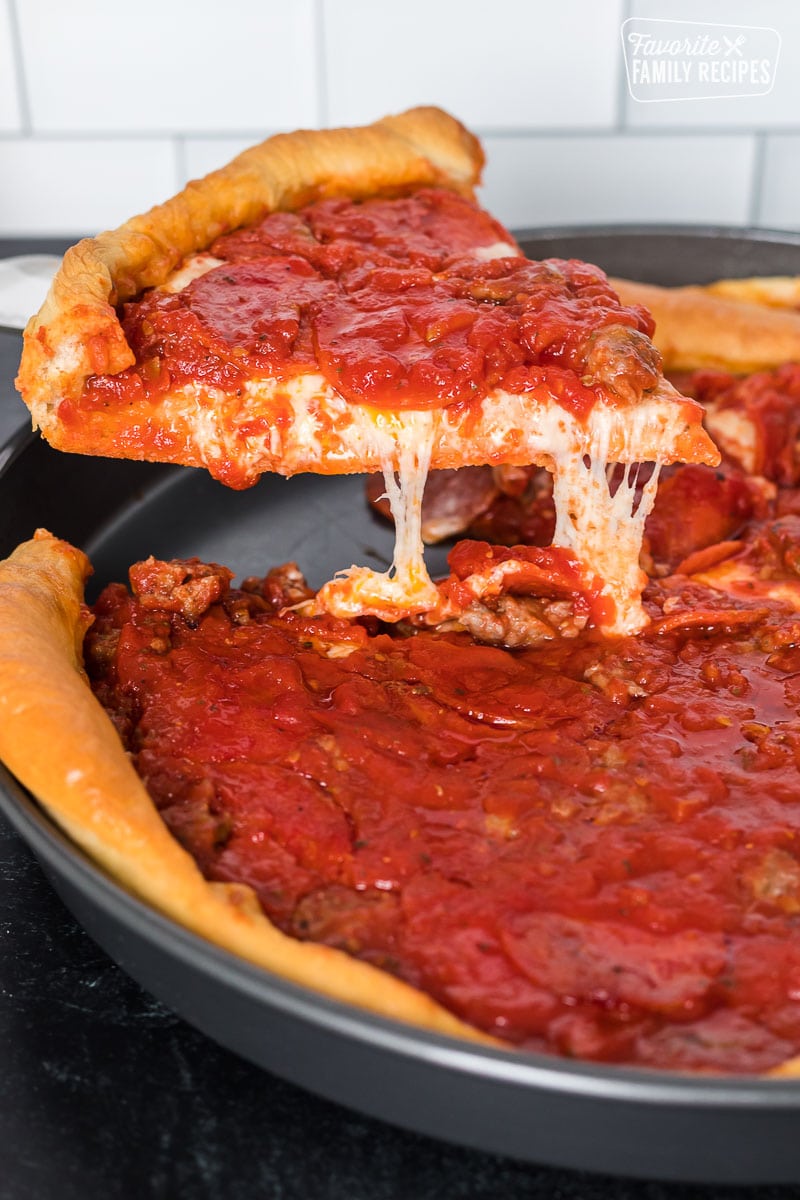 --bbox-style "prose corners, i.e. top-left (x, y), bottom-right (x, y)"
top-left (80, 189), bottom-right (655, 417)
top-left (682, 363), bottom-right (800, 487)
top-left (86, 505), bottom-right (800, 1073)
